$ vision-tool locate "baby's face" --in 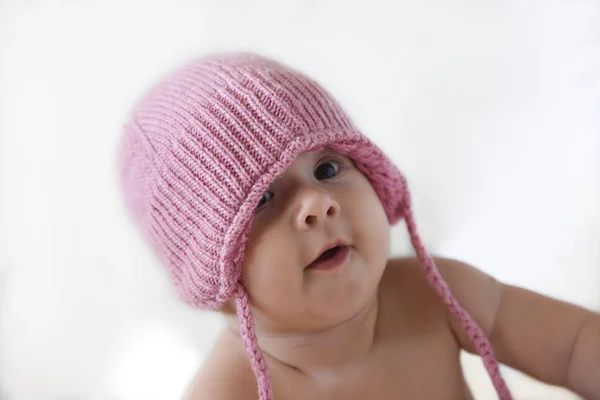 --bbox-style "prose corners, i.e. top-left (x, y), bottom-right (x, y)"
top-left (241, 148), bottom-right (391, 332)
